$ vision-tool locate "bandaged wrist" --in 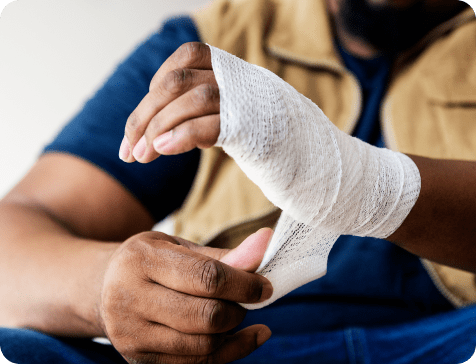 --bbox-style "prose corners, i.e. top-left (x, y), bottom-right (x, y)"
top-left (209, 45), bottom-right (421, 309)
